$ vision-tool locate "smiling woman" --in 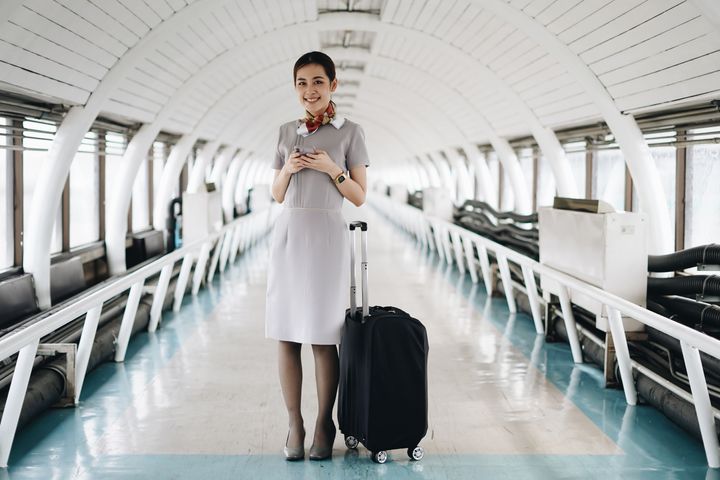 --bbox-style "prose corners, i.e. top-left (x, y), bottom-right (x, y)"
top-left (264, 51), bottom-right (370, 463)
